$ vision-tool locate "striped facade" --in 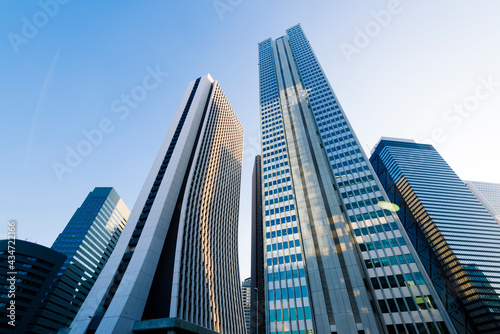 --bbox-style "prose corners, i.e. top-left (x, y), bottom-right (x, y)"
top-left (258, 25), bottom-right (455, 334)
top-left (28, 187), bottom-right (129, 333)
top-left (69, 74), bottom-right (245, 334)
top-left (370, 138), bottom-right (500, 333)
